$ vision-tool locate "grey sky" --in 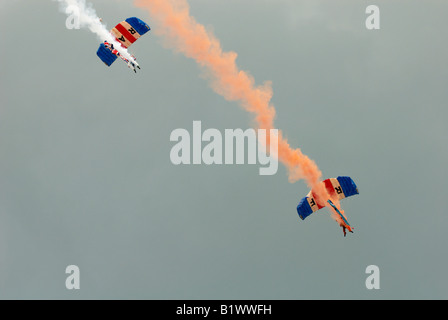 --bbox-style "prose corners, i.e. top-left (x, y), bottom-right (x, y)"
top-left (0, 0), bottom-right (447, 299)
